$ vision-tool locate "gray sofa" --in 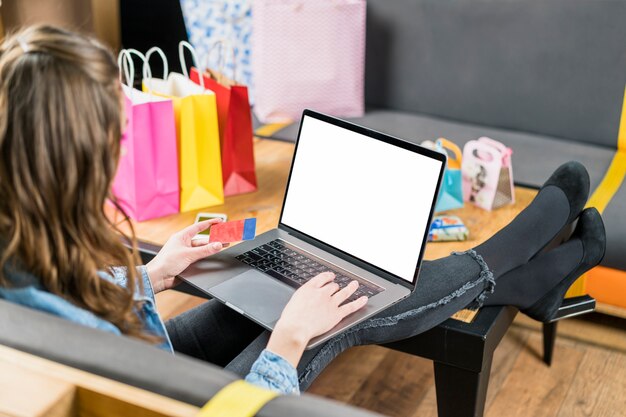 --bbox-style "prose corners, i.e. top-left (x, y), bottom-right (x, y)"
top-left (0, 299), bottom-right (381, 416)
top-left (361, 0), bottom-right (626, 272)
top-left (269, 0), bottom-right (626, 276)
